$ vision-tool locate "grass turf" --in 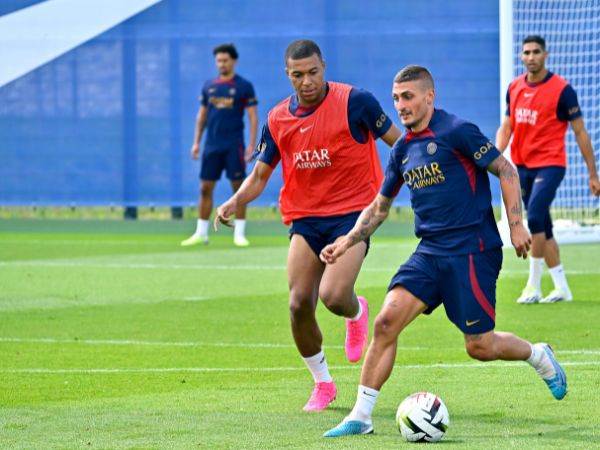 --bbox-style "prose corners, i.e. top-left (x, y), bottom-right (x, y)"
top-left (0, 218), bottom-right (599, 448)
